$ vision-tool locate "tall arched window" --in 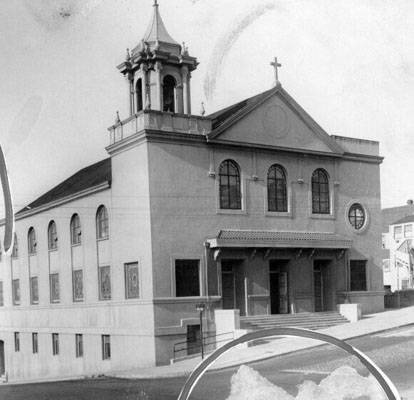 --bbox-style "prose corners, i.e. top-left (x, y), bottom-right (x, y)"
top-left (12, 233), bottom-right (18, 258)
top-left (267, 164), bottom-right (287, 212)
top-left (163, 75), bottom-right (176, 112)
top-left (311, 168), bottom-right (330, 214)
top-left (28, 227), bottom-right (37, 255)
top-left (96, 205), bottom-right (109, 240)
top-left (70, 214), bottom-right (81, 246)
top-left (219, 160), bottom-right (241, 210)
top-left (136, 78), bottom-right (143, 112)
top-left (48, 220), bottom-right (58, 250)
